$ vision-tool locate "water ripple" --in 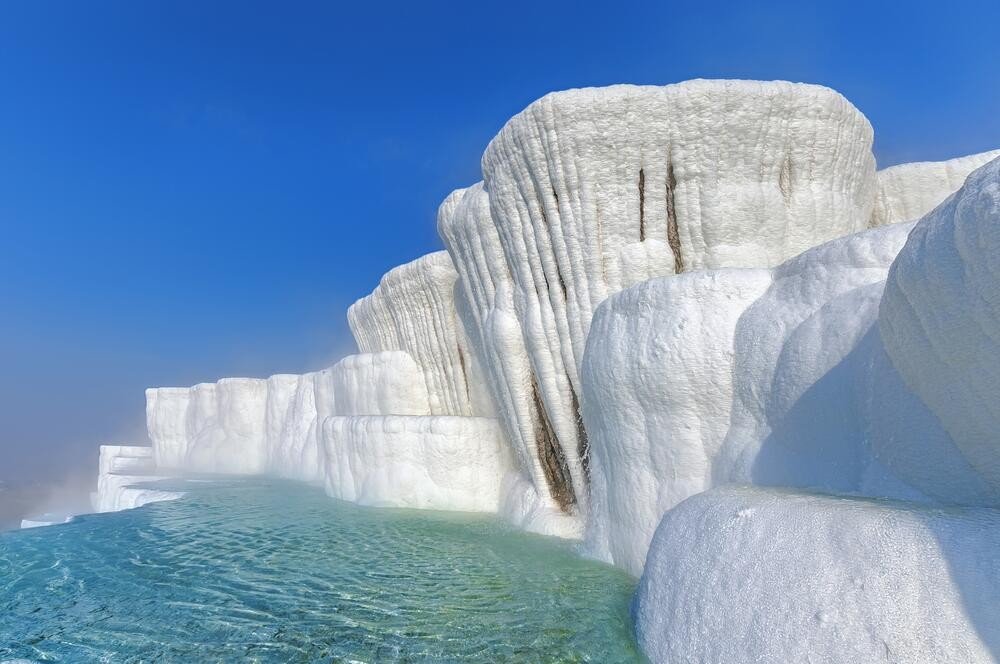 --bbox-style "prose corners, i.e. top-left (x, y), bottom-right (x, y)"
top-left (0, 479), bottom-right (642, 662)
